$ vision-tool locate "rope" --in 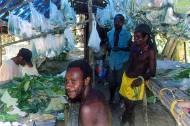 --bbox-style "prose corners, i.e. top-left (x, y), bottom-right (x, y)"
top-left (159, 87), bottom-right (185, 126)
